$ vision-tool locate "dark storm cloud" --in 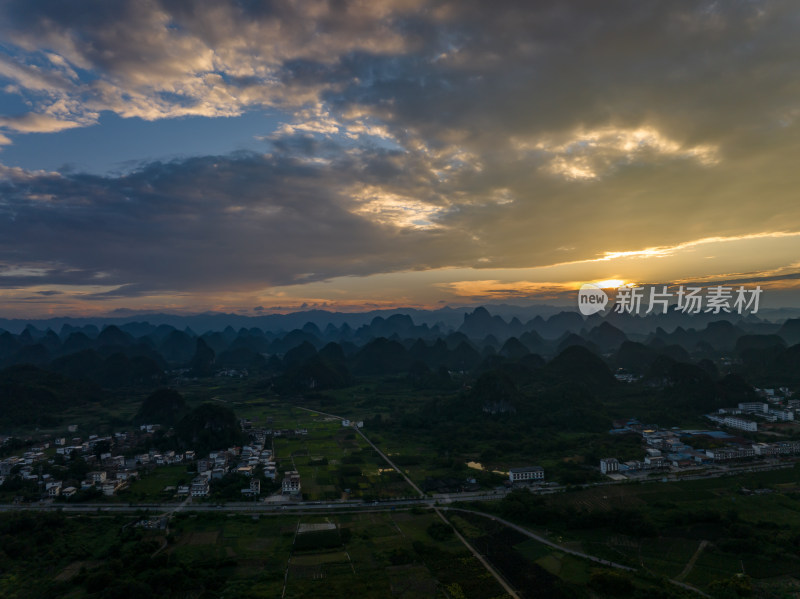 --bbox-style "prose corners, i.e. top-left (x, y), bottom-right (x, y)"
top-left (0, 145), bottom-right (476, 295)
top-left (0, 1), bottom-right (799, 296)
top-left (4, 1), bottom-right (794, 138)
